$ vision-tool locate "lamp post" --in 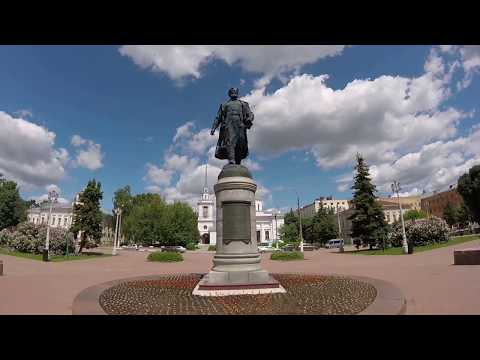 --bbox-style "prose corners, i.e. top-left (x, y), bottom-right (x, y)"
top-left (391, 181), bottom-right (408, 254)
top-left (43, 189), bottom-right (59, 262)
top-left (112, 208), bottom-right (120, 256)
top-left (295, 190), bottom-right (304, 253)
top-left (336, 203), bottom-right (344, 252)
top-left (274, 211), bottom-right (279, 249)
